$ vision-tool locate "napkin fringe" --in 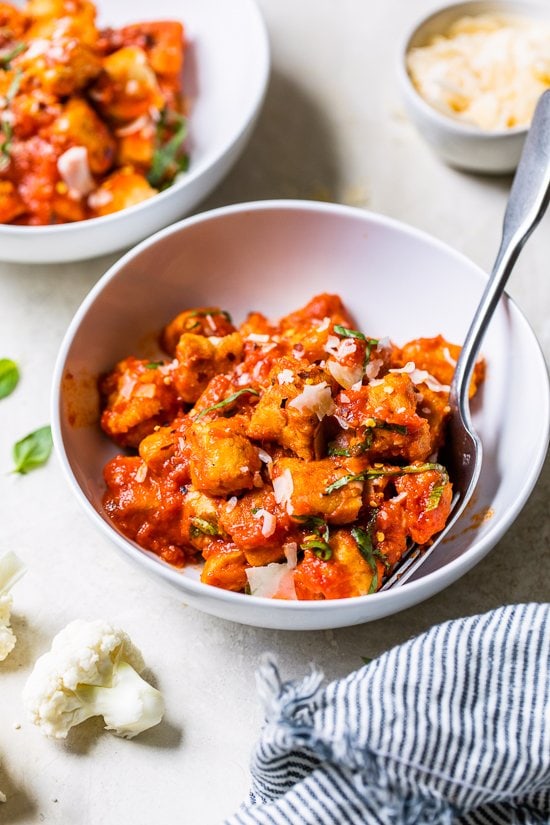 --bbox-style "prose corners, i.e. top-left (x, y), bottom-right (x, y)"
top-left (254, 654), bottom-right (456, 825)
